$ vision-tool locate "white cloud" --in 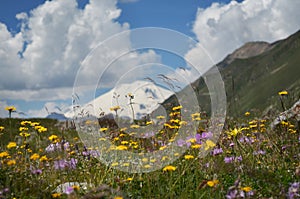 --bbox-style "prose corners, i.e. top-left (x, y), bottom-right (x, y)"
top-left (186, 0), bottom-right (300, 69)
top-left (0, 0), bottom-right (160, 102)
